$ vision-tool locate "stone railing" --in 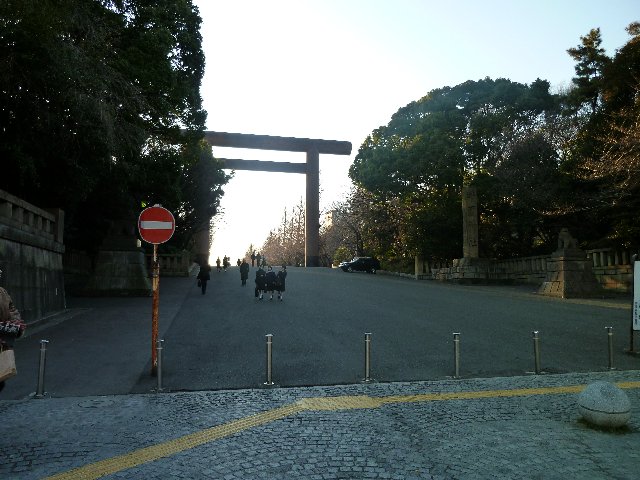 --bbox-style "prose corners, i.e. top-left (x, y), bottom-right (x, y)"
top-left (489, 255), bottom-right (549, 285)
top-left (0, 189), bottom-right (64, 252)
top-left (587, 248), bottom-right (633, 268)
top-left (0, 189), bottom-right (66, 322)
top-left (428, 248), bottom-right (637, 293)
top-left (586, 248), bottom-right (636, 293)
top-left (145, 251), bottom-right (192, 277)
